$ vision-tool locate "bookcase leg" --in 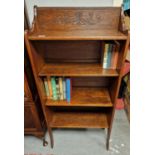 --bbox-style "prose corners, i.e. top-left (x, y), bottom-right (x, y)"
top-left (48, 127), bottom-right (54, 148)
top-left (43, 138), bottom-right (48, 147)
top-left (106, 129), bottom-right (111, 150)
